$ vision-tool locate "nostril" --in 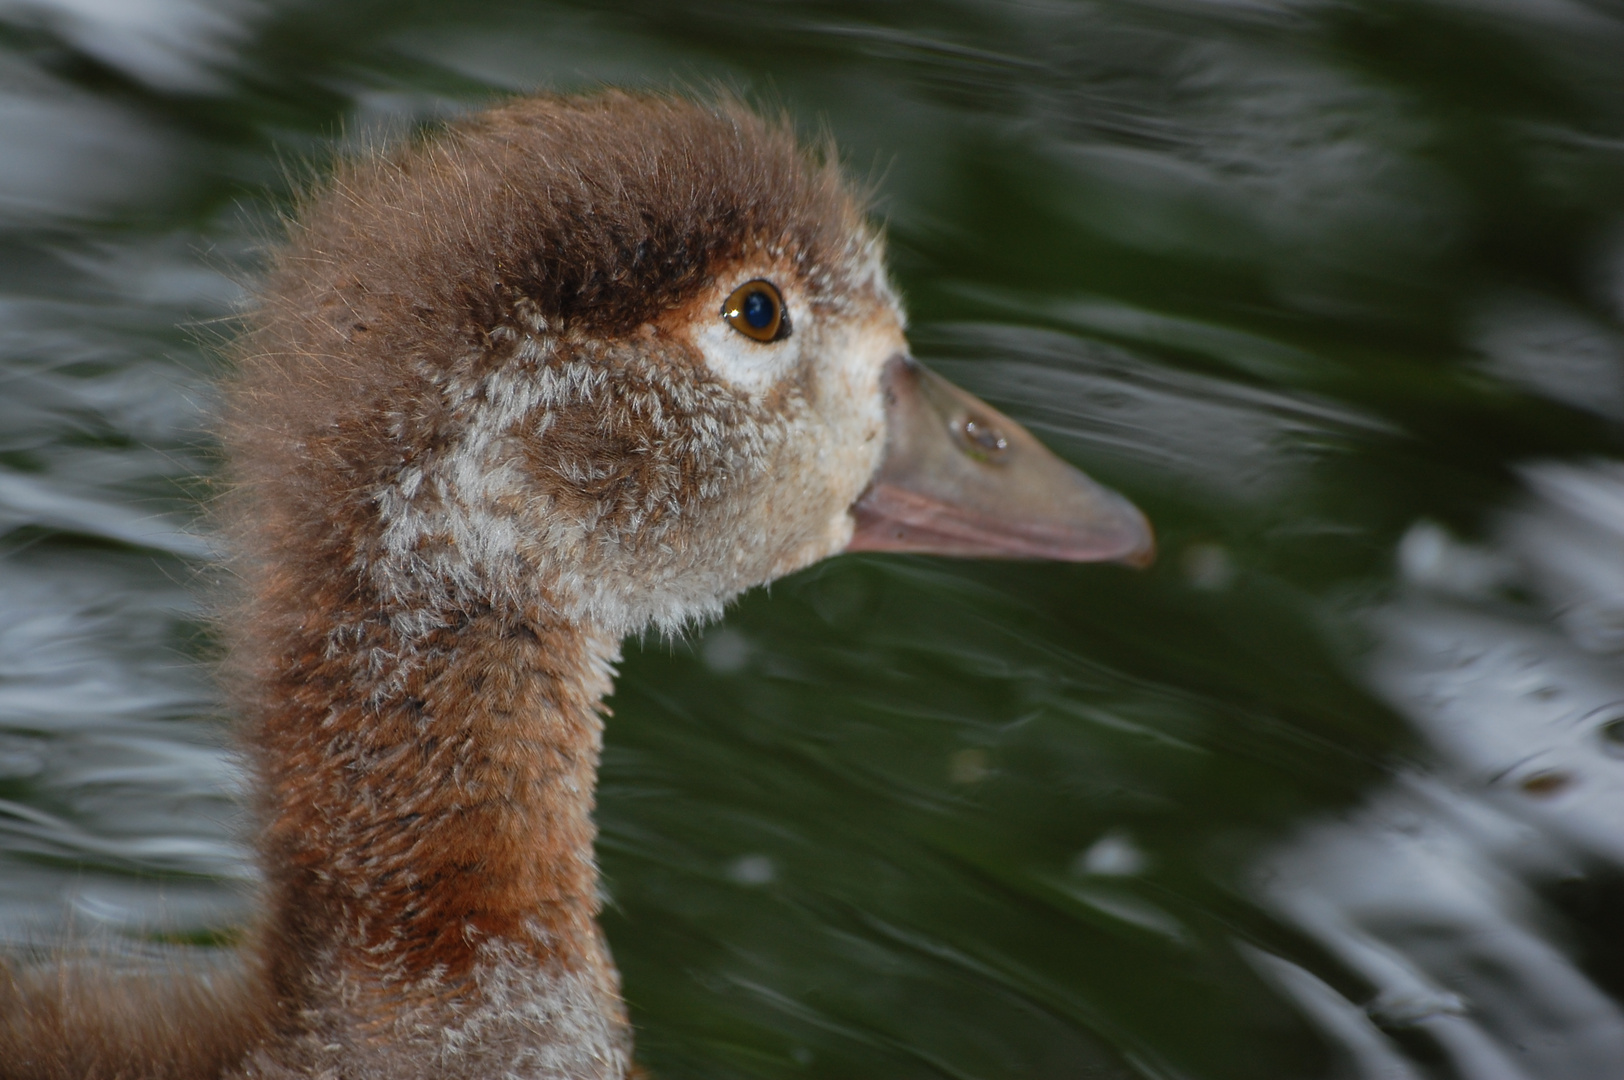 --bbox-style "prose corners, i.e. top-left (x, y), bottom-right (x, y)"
top-left (963, 418), bottom-right (1007, 453)
top-left (956, 415), bottom-right (1009, 461)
